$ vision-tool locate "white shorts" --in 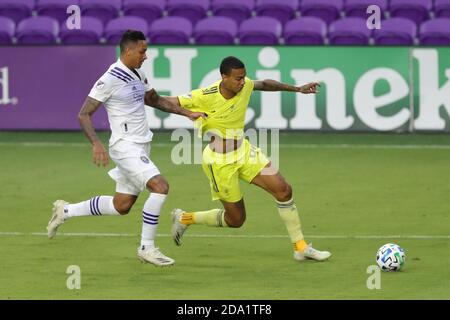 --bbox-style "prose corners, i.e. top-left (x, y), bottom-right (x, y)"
top-left (108, 140), bottom-right (160, 196)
